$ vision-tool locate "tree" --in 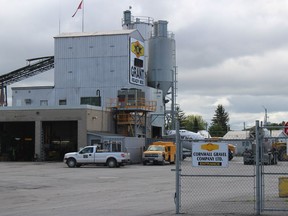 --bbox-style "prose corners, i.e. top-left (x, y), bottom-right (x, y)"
top-left (176, 106), bottom-right (186, 128)
top-left (266, 122), bottom-right (285, 131)
top-left (209, 104), bottom-right (229, 137)
top-left (183, 115), bottom-right (207, 132)
top-left (165, 106), bottom-right (186, 130)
